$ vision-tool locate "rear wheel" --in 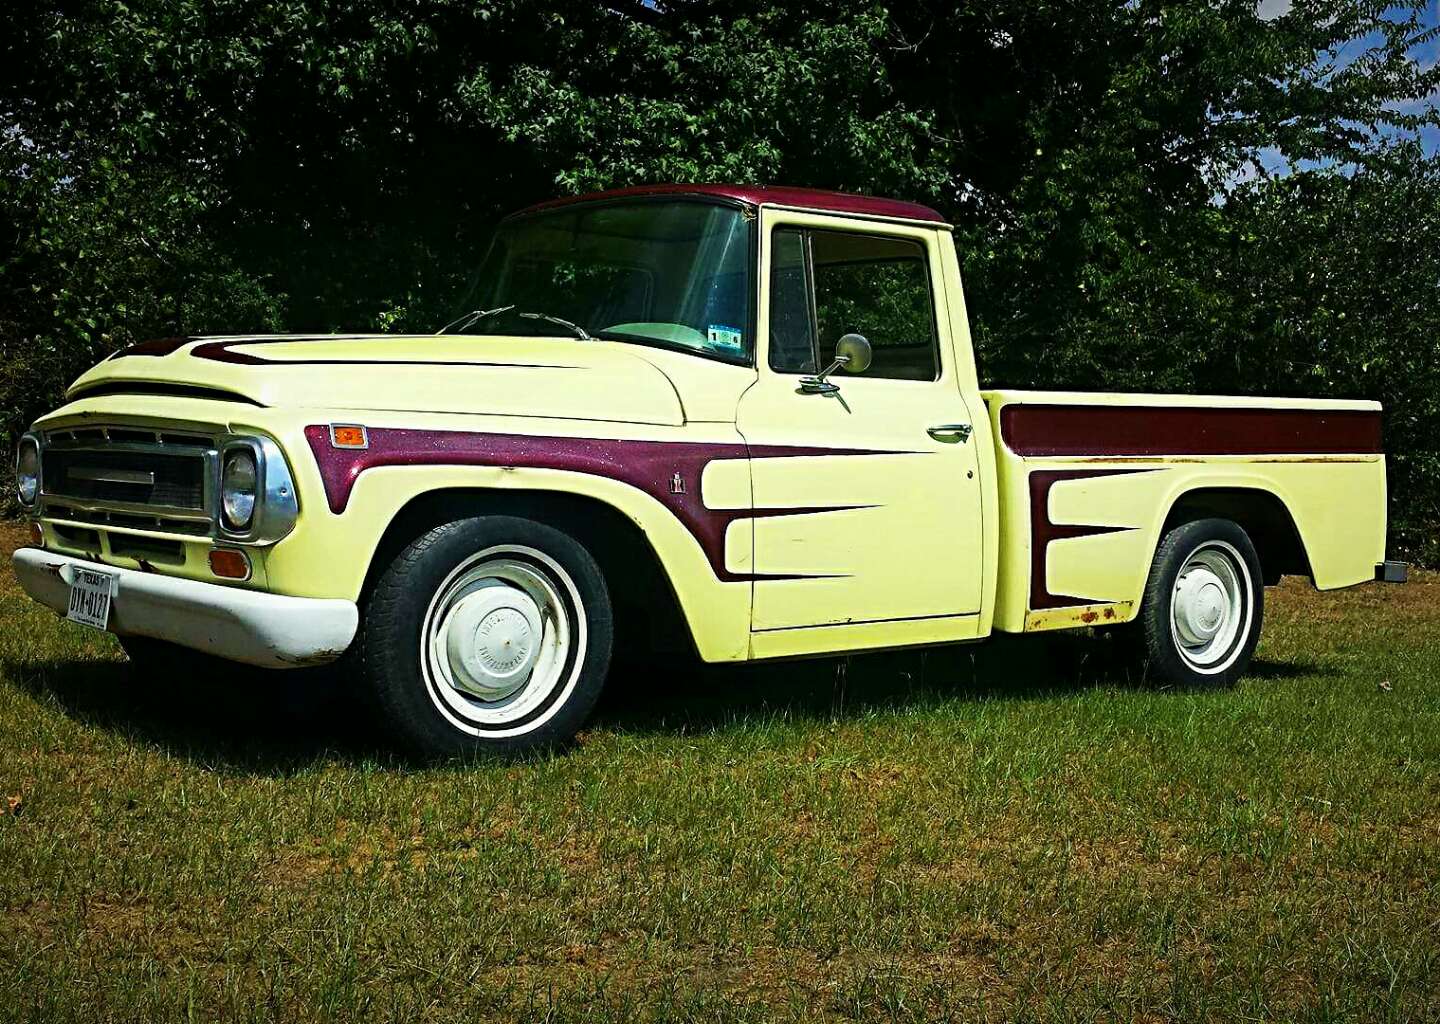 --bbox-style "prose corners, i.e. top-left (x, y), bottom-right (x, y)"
top-left (1137, 517), bottom-right (1263, 688)
top-left (360, 515), bottom-right (613, 757)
